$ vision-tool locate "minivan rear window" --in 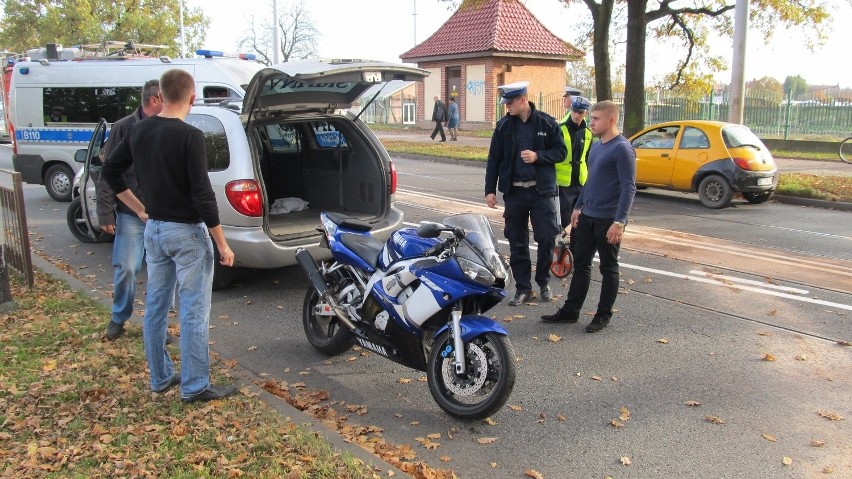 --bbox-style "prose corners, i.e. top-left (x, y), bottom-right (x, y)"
top-left (186, 113), bottom-right (230, 171)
